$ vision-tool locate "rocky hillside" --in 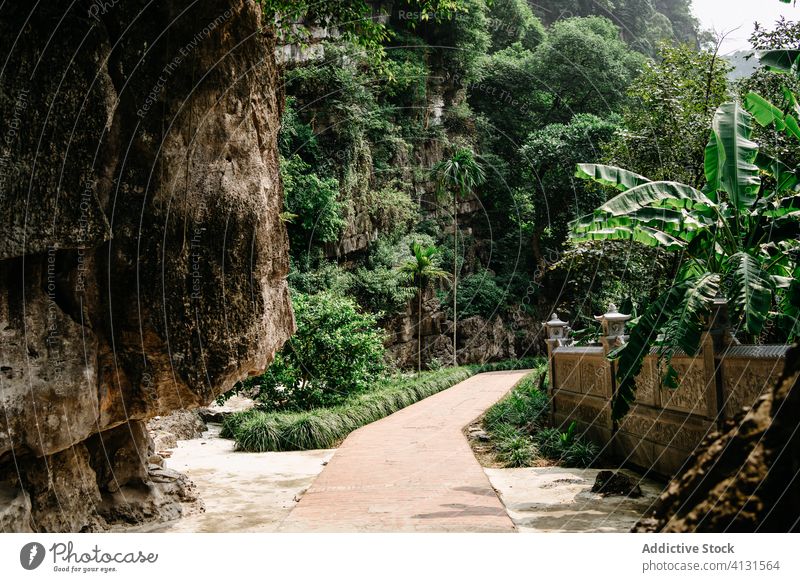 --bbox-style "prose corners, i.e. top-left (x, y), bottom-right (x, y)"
top-left (0, 0), bottom-right (294, 532)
